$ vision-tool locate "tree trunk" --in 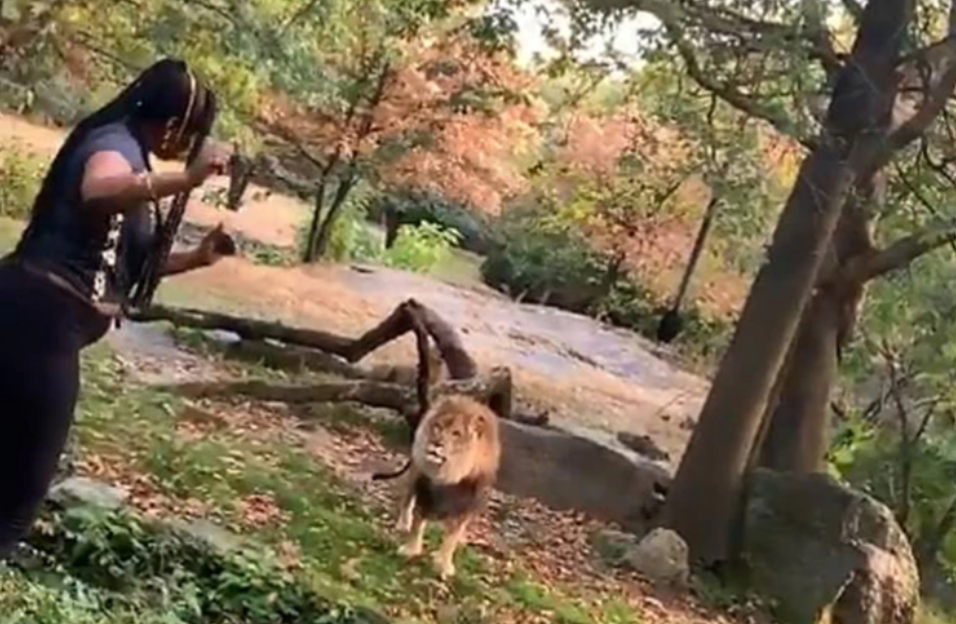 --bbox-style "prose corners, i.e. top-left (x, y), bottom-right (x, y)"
top-left (758, 289), bottom-right (843, 472)
top-left (302, 182), bottom-right (327, 263)
top-left (313, 174), bottom-right (357, 259)
top-left (661, 0), bottom-right (911, 564)
top-left (757, 173), bottom-right (881, 473)
top-left (384, 207), bottom-right (400, 249)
